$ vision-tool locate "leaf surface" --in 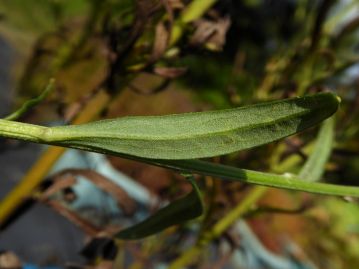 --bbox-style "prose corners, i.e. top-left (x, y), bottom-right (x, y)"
top-left (116, 178), bottom-right (203, 240)
top-left (46, 93), bottom-right (339, 159)
top-left (299, 116), bottom-right (335, 181)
